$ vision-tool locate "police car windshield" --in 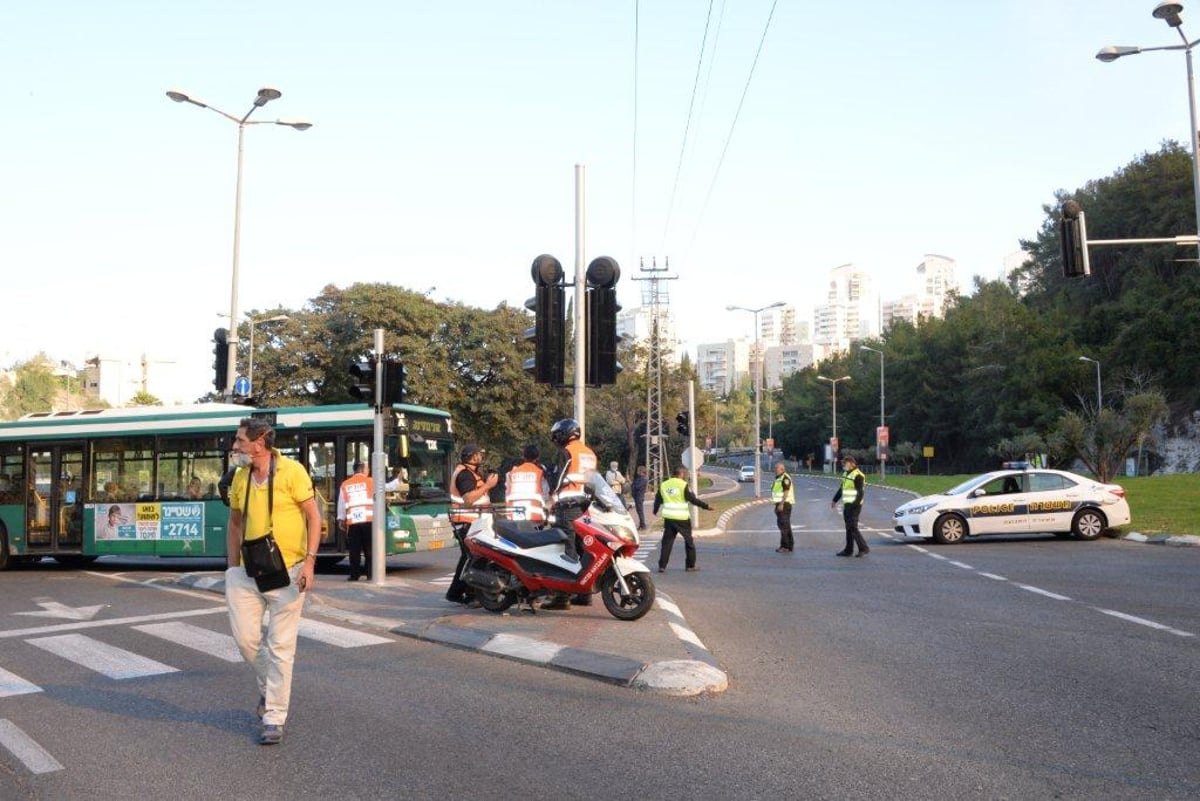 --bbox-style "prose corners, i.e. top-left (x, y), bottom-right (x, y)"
top-left (943, 472), bottom-right (1007, 496)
